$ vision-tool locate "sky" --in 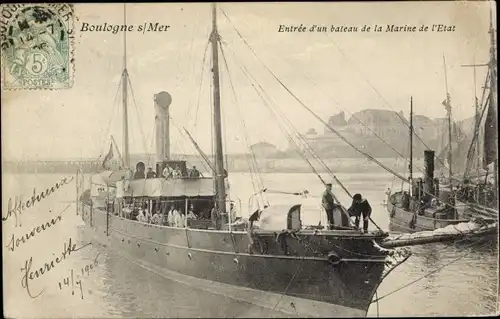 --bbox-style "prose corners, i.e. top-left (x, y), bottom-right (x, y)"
top-left (1, 1), bottom-right (496, 160)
